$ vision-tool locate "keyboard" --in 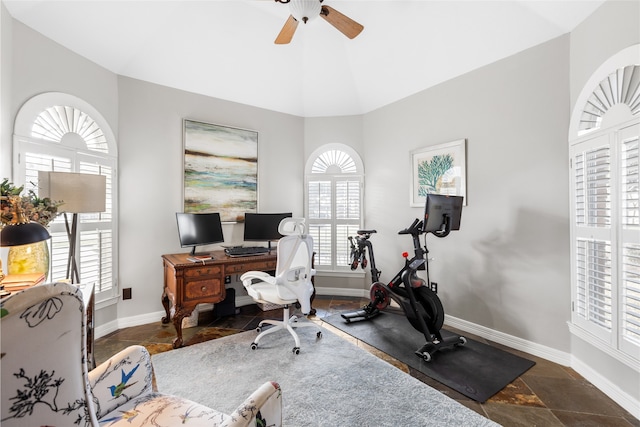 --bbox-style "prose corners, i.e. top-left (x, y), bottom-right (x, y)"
top-left (224, 246), bottom-right (270, 257)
